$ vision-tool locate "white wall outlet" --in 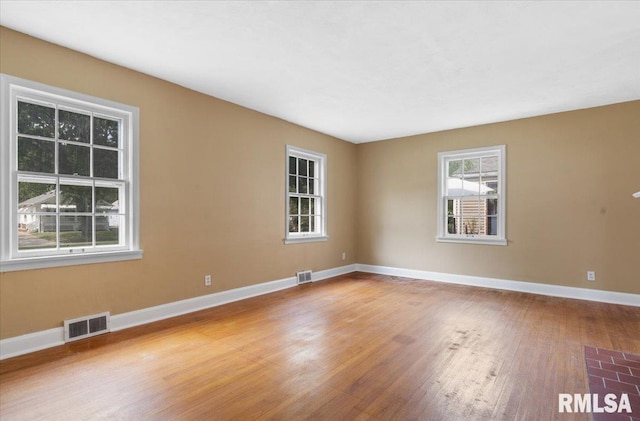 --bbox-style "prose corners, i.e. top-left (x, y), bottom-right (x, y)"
top-left (342, 252), bottom-right (346, 260)
top-left (204, 275), bottom-right (212, 286)
top-left (587, 271), bottom-right (596, 281)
